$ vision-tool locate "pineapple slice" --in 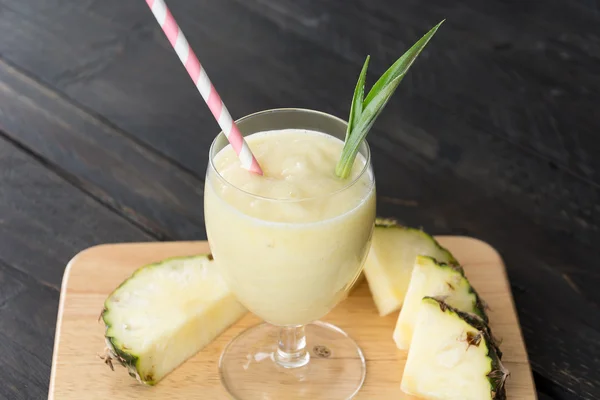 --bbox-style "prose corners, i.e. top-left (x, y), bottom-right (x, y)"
top-left (363, 218), bottom-right (456, 316)
top-left (101, 254), bottom-right (247, 385)
top-left (393, 255), bottom-right (487, 349)
top-left (401, 297), bottom-right (509, 400)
